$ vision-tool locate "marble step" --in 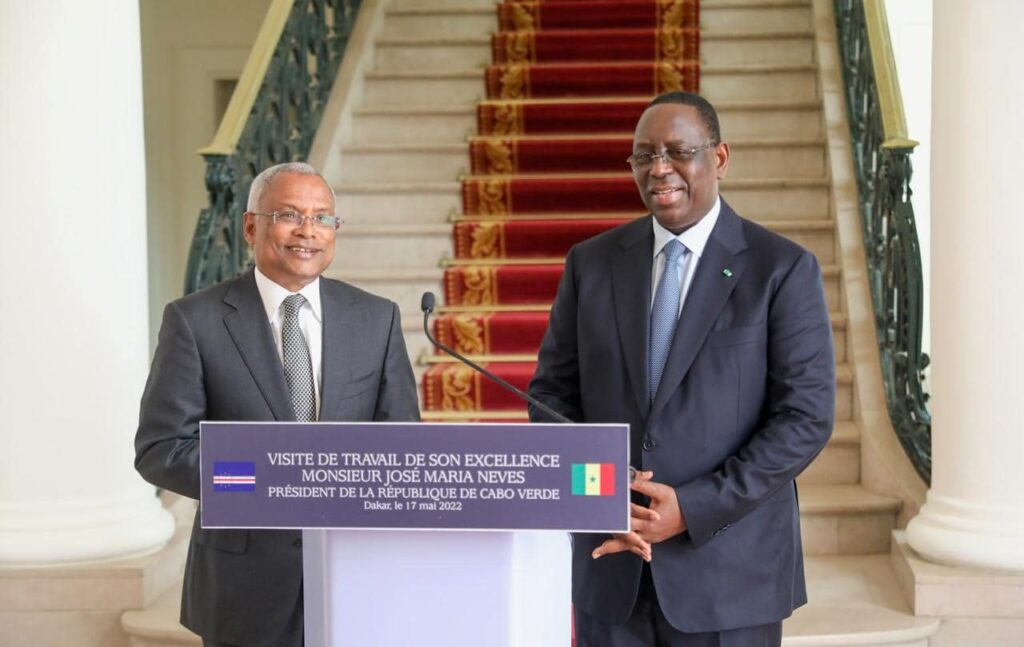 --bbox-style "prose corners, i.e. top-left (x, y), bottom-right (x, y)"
top-left (332, 218), bottom-right (836, 270)
top-left (374, 31), bottom-right (816, 71)
top-left (121, 513), bottom-right (921, 647)
top-left (0, 495), bottom-right (190, 647)
top-left (335, 178), bottom-right (831, 224)
top-left (383, 4), bottom-right (494, 41)
top-left (799, 484), bottom-right (900, 556)
top-left (703, 30), bottom-right (816, 67)
top-left (418, 350), bottom-right (852, 423)
top-left (411, 348), bottom-right (851, 423)
top-left (783, 554), bottom-right (939, 645)
top-left (121, 553), bottom-right (937, 647)
top-left (324, 267), bottom-right (444, 317)
top-left (799, 420), bottom-right (859, 486)
top-left (335, 181), bottom-right (462, 218)
top-left (405, 309), bottom-right (848, 366)
top-left (382, 1), bottom-right (814, 40)
top-left (333, 223), bottom-right (452, 269)
top-left (353, 257), bottom-right (839, 339)
top-left (122, 580), bottom-right (200, 645)
top-left (352, 105), bottom-right (477, 144)
top-left (363, 63), bottom-right (818, 106)
top-left (390, 0), bottom-right (496, 13)
top-left (350, 100), bottom-right (822, 145)
top-left (337, 138), bottom-right (827, 183)
top-left (704, 0), bottom-right (813, 35)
